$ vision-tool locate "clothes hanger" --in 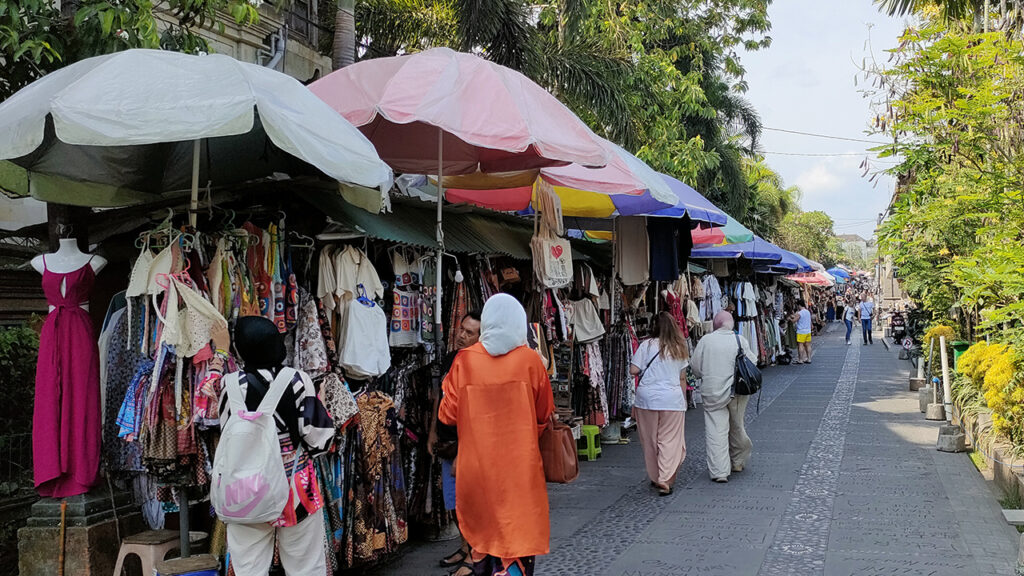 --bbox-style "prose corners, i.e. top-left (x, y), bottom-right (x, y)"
top-left (355, 284), bottom-right (375, 307)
